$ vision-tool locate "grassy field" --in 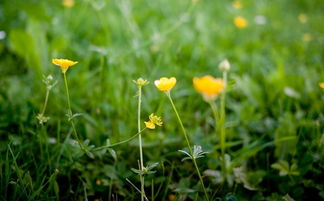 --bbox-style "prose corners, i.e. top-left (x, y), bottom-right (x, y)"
top-left (0, 0), bottom-right (323, 200)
